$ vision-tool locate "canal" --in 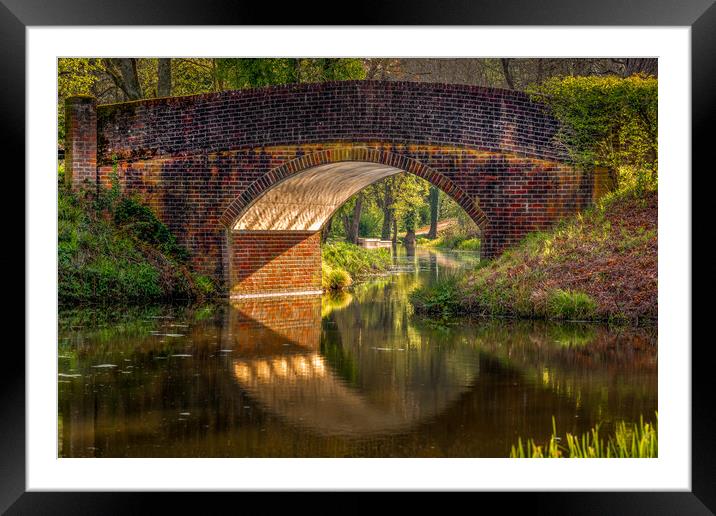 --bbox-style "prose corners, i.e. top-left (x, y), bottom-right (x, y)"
top-left (58, 247), bottom-right (657, 457)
